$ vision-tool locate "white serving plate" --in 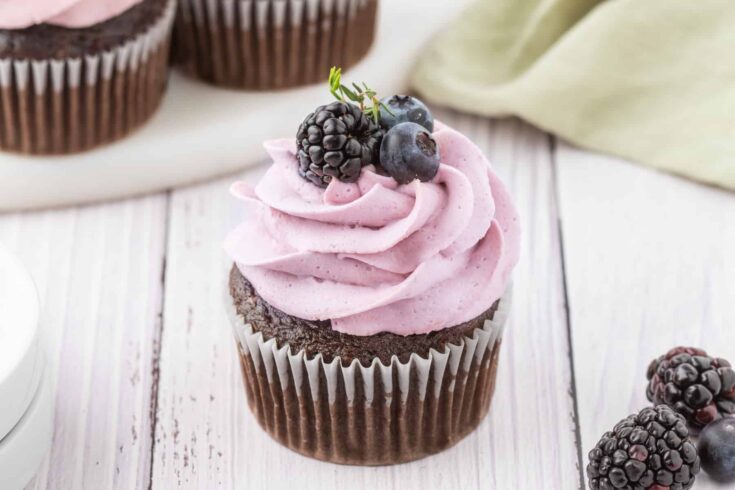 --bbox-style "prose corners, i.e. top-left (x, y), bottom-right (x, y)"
top-left (0, 246), bottom-right (43, 442)
top-left (0, 364), bottom-right (52, 490)
top-left (0, 0), bottom-right (473, 211)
